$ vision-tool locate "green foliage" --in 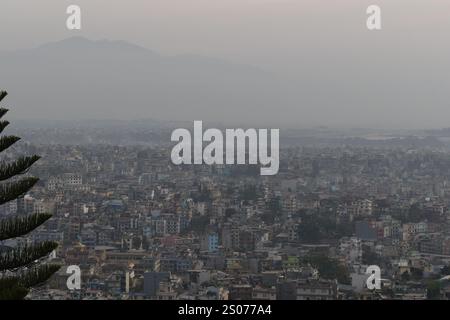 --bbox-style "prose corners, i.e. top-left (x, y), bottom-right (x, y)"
top-left (426, 280), bottom-right (441, 300)
top-left (0, 155), bottom-right (41, 181)
top-left (0, 120), bottom-right (9, 134)
top-left (0, 264), bottom-right (61, 300)
top-left (0, 279), bottom-right (28, 300)
top-left (0, 213), bottom-right (53, 241)
top-left (0, 92), bottom-right (8, 120)
top-left (298, 210), bottom-right (354, 244)
top-left (239, 185), bottom-right (257, 202)
top-left (0, 136), bottom-right (21, 153)
top-left (189, 215), bottom-right (210, 234)
top-left (142, 235), bottom-right (150, 251)
top-left (225, 208), bottom-right (236, 218)
top-left (297, 217), bottom-right (322, 243)
top-left (306, 254), bottom-right (351, 285)
top-left (191, 186), bottom-right (212, 202)
top-left (268, 196), bottom-right (282, 216)
top-left (0, 109), bottom-right (8, 120)
top-left (361, 245), bottom-right (382, 265)
top-left (401, 271), bottom-right (410, 282)
top-left (0, 241), bottom-right (58, 271)
top-left (0, 91), bottom-right (7, 103)
top-left (19, 264), bottom-right (62, 288)
top-left (408, 203), bottom-right (425, 223)
top-left (0, 177), bottom-right (39, 206)
top-left (131, 236), bottom-right (142, 250)
top-left (410, 267), bottom-right (424, 280)
top-left (0, 90), bottom-right (60, 300)
top-left (441, 265), bottom-right (450, 276)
